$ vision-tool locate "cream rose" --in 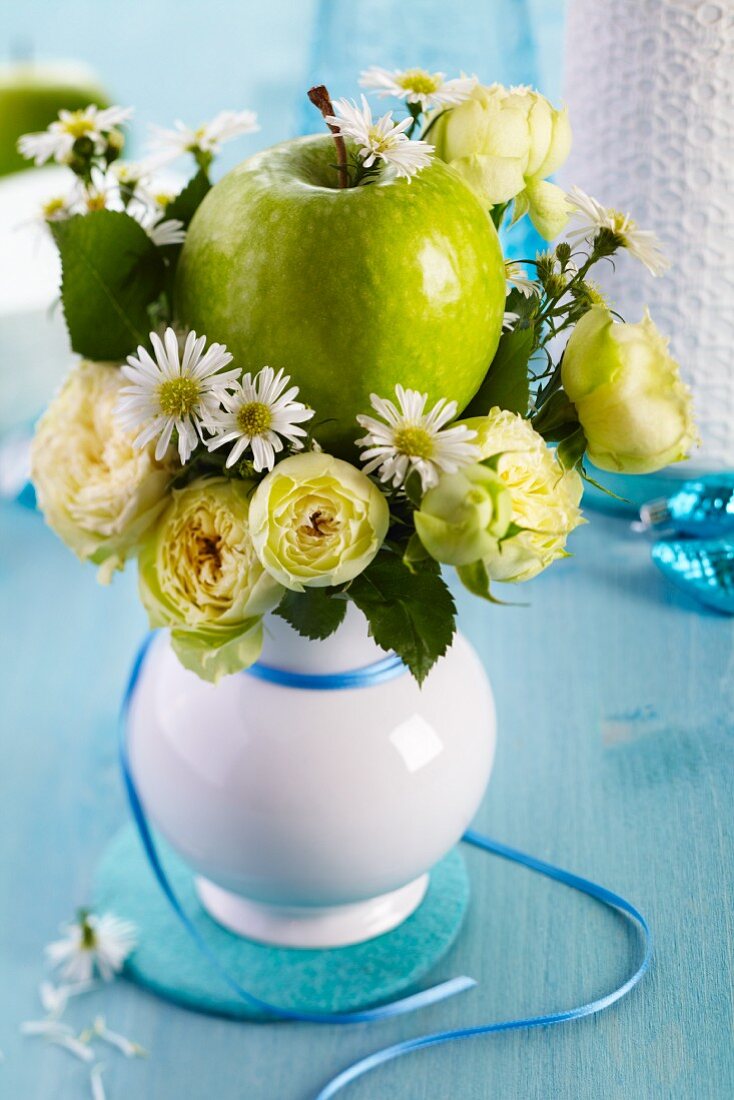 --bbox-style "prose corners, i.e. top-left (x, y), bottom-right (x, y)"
top-left (138, 477), bottom-right (284, 681)
top-left (562, 306), bottom-right (698, 474)
top-left (431, 83), bottom-right (571, 238)
top-left (459, 408), bottom-right (584, 582)
top-left (249, 452), bottom-right (389, 590)
top-left (31, 360), bottom-right (172, 582)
